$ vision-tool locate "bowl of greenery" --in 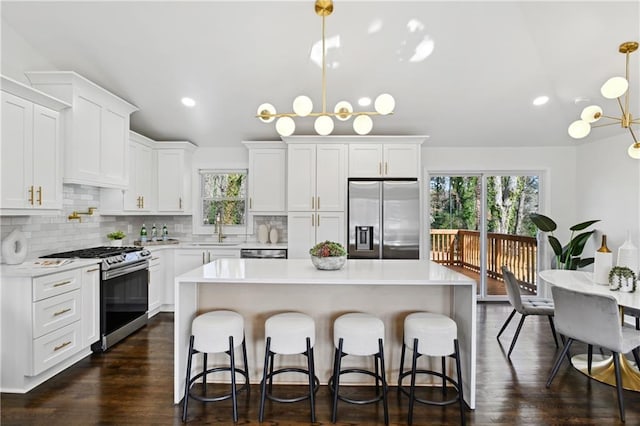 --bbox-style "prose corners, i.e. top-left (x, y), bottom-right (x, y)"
top-left (309, 241), bottom-right (347, 270)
